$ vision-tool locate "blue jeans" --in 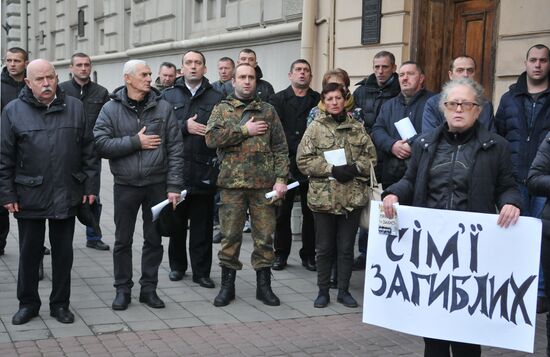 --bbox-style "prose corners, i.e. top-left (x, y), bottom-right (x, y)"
top-left (86, 200), bottom-right (102, 241)
top-left (519, 184), bottom-right (547, 297)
